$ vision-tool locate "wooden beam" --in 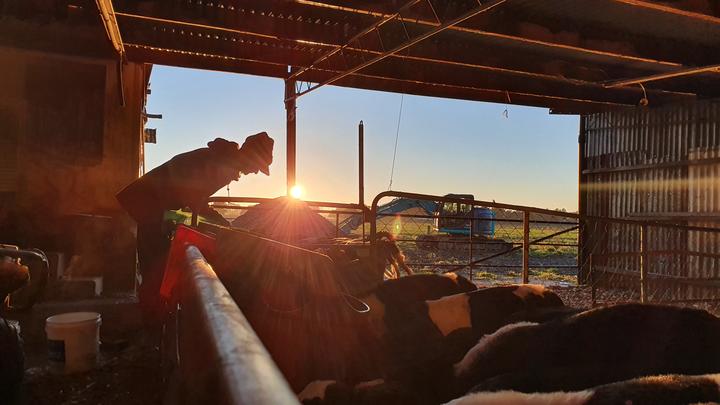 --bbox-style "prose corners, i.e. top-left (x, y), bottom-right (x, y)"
top-left (112, 0), bottom-right (682, 73)
top-left (124, 42), bottom-right (632, 113)
top-left (112, 0), bottom-right (720, 99)
top-left (290, 0), bottom-right (510, 100)
top-left (610, 0), bottom-right (720, 24)
top-left (286, 0), bottom-right (712, 67)
top-left (124, 43), bottom-right (289, 78)
top-left (116, 15), bottom-right (698, 105)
